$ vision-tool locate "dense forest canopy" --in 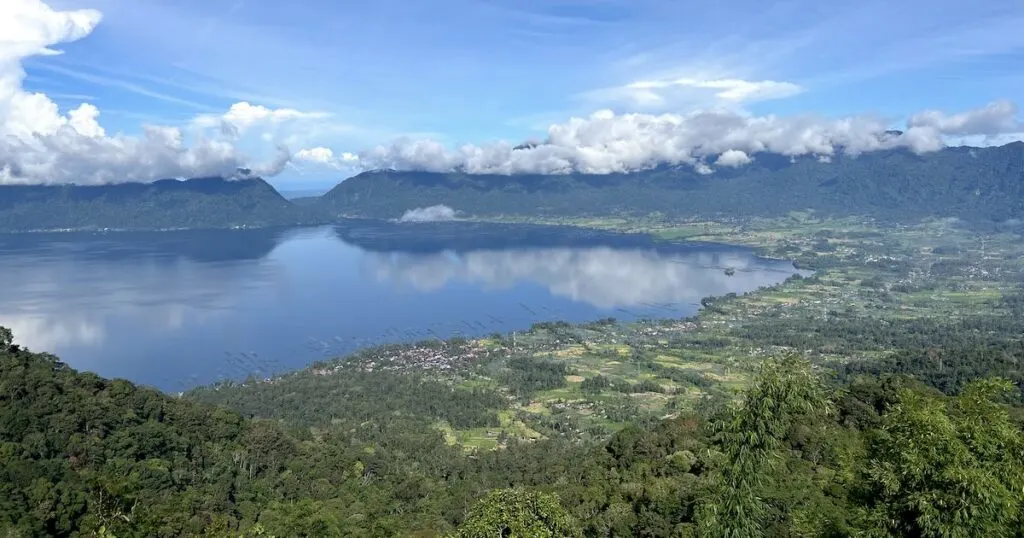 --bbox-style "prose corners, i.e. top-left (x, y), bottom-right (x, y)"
top-left (2, 326), bottom-right (1022, 537)
top-left (318, 143), bottom-right (1024, 223)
